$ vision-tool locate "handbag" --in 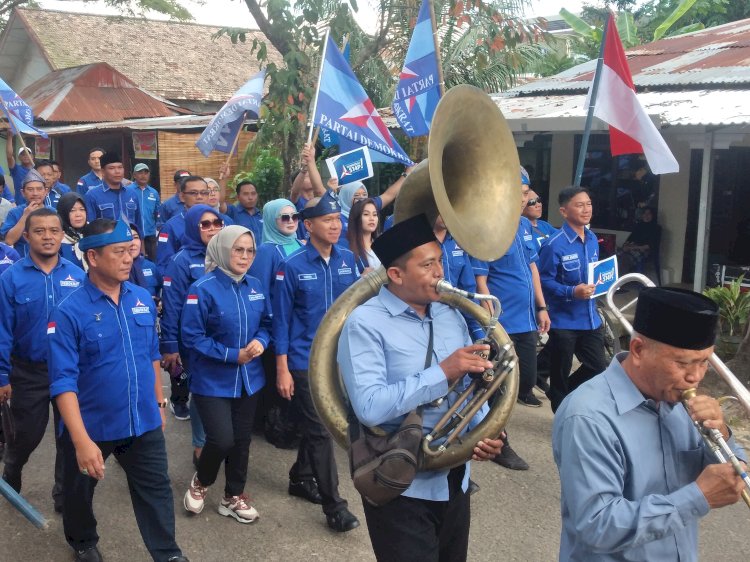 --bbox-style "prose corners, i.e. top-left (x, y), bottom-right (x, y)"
top-left (347, 322), bottom-right (433, 507)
